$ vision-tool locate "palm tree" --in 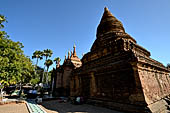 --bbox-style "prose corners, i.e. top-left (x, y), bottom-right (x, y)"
top-left (54, 57), bottom-right (61, 69)
top-left (42, 49), bottom-right (53, 83)
top-left (44, 59), bottom-right (53, 84)
top-left (43, 49), bottom-right (53, 60)
top-left (32, 50), bottom-right (43, 71)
